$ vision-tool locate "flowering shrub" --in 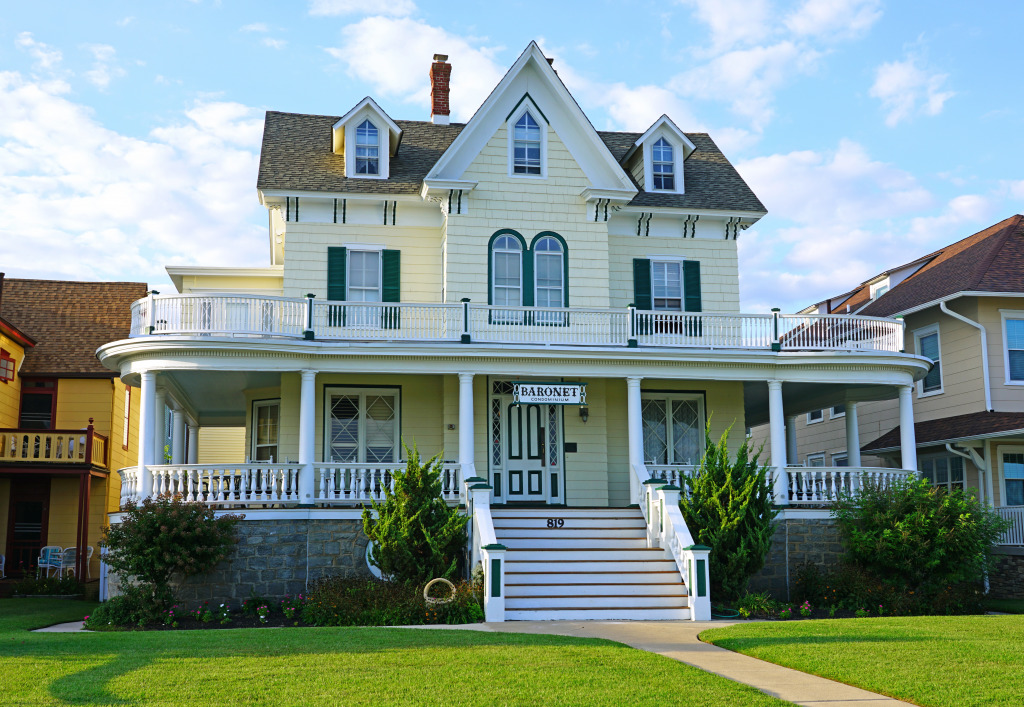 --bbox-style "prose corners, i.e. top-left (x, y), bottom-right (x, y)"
top-left (778, 606), bottom-right (792, 620)
top-left (799, 601), bottom-right (812, 618)
top-left (163, 605), bottom-right (181, 627)
top-left (855, 607), bottom-right (870, 618)
top-left (216, 603), bottom-right (232, 625)
top-left (257, 605), bottom-right (271, 624)
top-left (280, 594), bottom-right (306, 620)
